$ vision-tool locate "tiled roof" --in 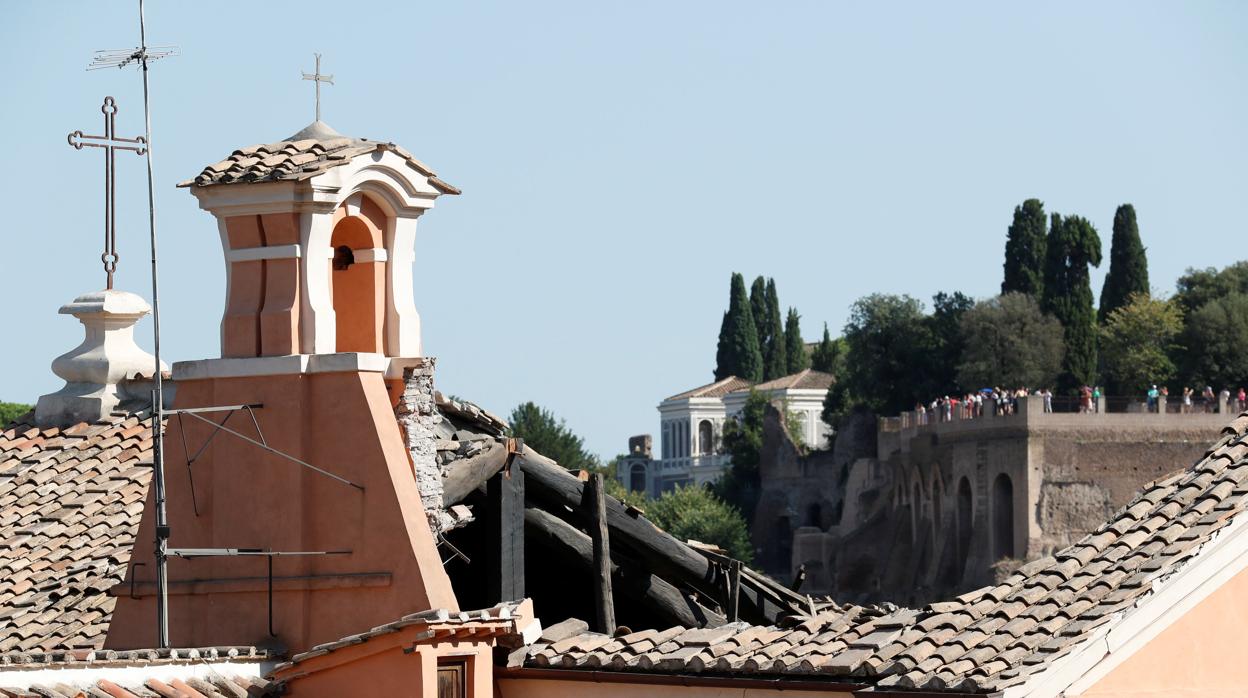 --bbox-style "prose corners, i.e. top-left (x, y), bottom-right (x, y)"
top-left (526, 602), bottom-right (904, 674)
top-left (523, 413), bottom-right (1248, 693)
top-left (178, 127), bottom-right (460, 195)
top-left (664, 377), bottom-right (754, 402)
top-left (744, 369), bottom-right (834, 393)
top-left (274, 601), bottom-right (526, 674)
top-left (0, 413), bottom-right (152, 652)
top-left (0, 647), bottom-right (276, 697)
